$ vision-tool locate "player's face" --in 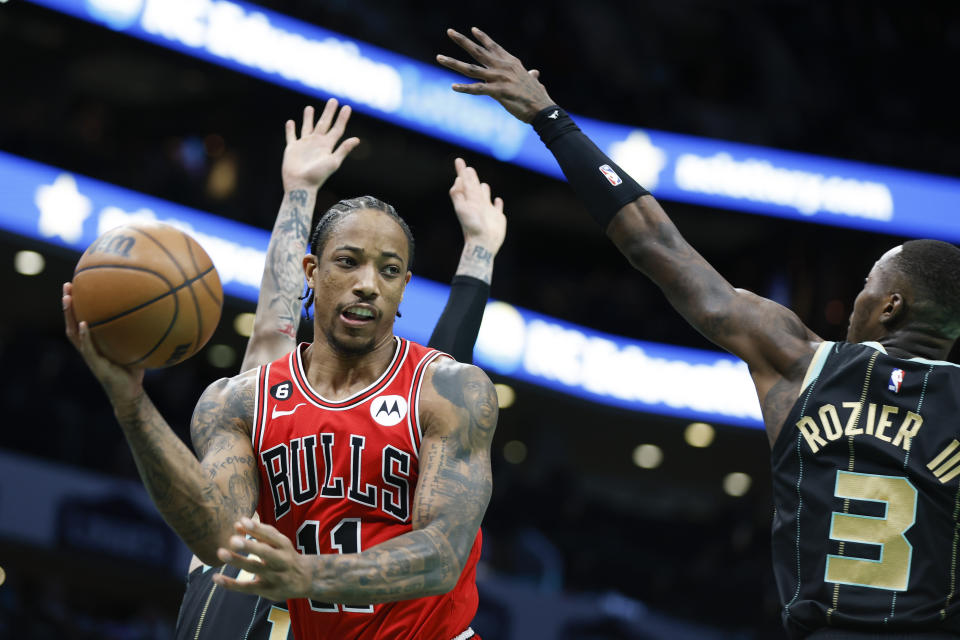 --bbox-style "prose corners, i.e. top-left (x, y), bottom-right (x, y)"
top-left (847, 245), bottom-right (902, 343)
top-left (305, 209), bottom-right (411, 355)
